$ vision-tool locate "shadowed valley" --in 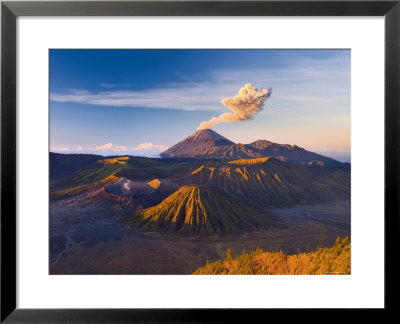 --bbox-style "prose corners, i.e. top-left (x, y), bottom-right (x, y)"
top-left (49, 129), bottom-right (350, 274)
